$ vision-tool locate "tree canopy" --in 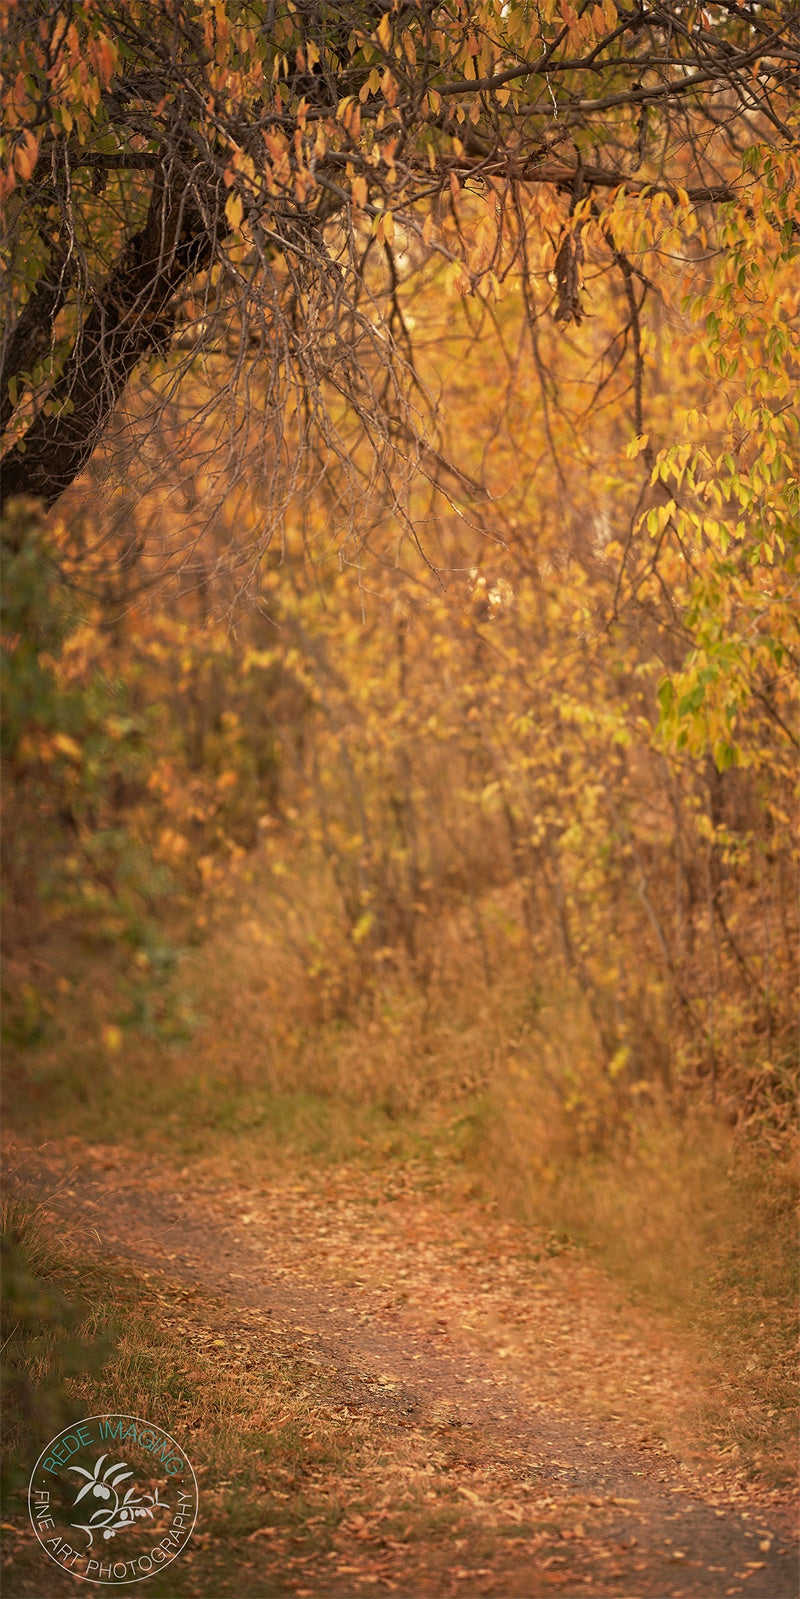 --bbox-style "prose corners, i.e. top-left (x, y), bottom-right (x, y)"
top-left (2, 0), bottom-right (799, 531)
top-left (1, 0), bottom-right (798, 1205)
